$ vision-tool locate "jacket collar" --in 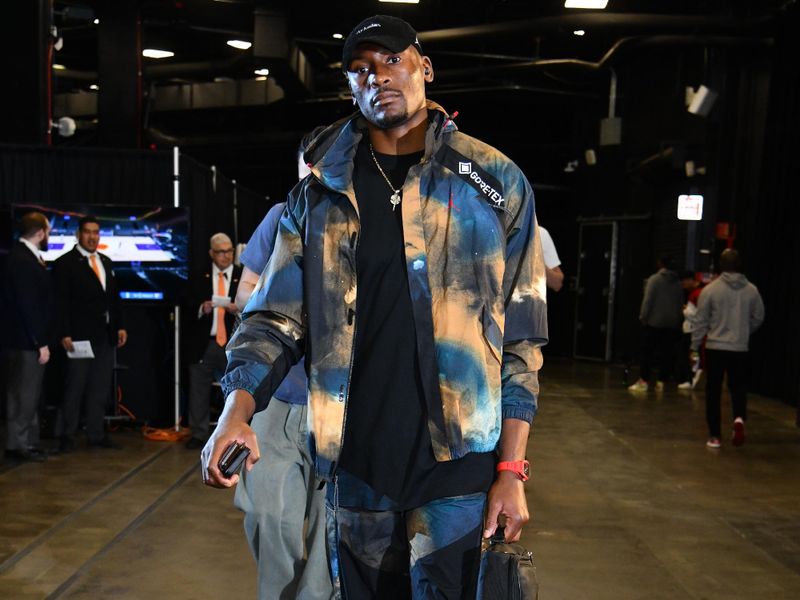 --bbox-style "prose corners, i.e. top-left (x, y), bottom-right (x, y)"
top-left (308, 100), bottom-right (456, 198)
